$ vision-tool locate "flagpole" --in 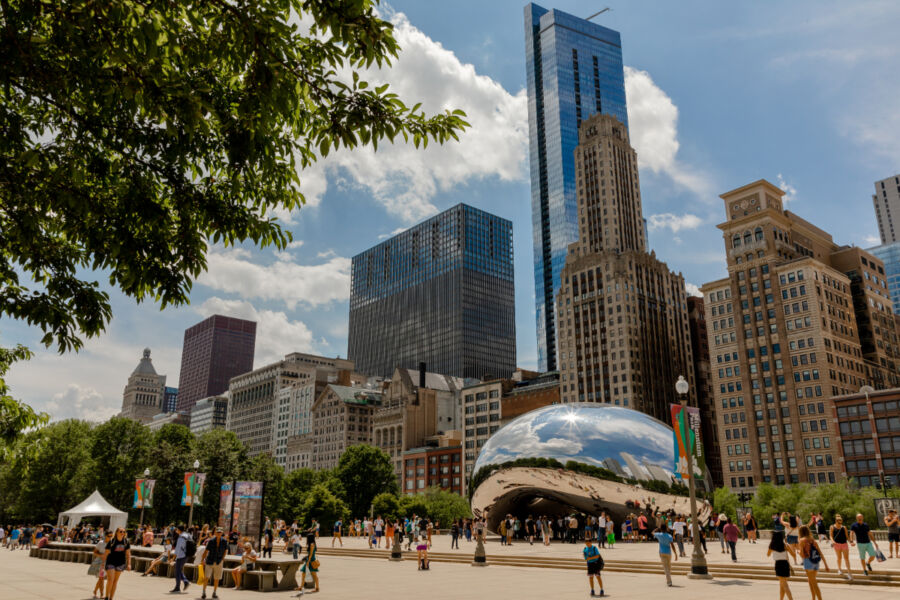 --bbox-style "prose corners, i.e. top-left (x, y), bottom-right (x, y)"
top-left (139, 468), bottom-right (150, 528)
top-left (676, 375), bottom-right (711, 579)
